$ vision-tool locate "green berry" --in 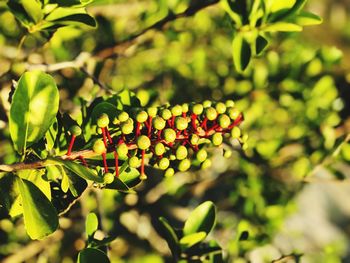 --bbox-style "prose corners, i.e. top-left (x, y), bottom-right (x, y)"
top-left (163, 128), bottom-right (176, 143)
top-left (182, 103), bottom-right (189, 113)
top-left (242, 134), bottom-right (249, 142)
top-left (205, 107), bottom-right (217, 121)
top-left (203, 100), bottom-right (212, 108)
top-left (158, 157), bottom-right (170, 170)
top-left (154, 142), bottom-right (166, 156)
top-left (228, 107), bottom-right (240, 120)
top-left (139, 173), bottom-right (147, 180)
top-left (164, 167), bottom-right (175, 177)
top-left (201, 159), bottom-right (212, 169)
top-left (171, 105), bottom-right (182, 116)
top-left (231, 127), bottom-right (241, 138)
top-left (218, 114), bottom-right (231, 129)
top-left (112, 117), bottom-right (120, 125)
top-left (242, 143), bottom-right (248, 150)
top-left (97, 113), bottom-right (109, 128)
top-left (192, 104), bottom-right (204, 115)
top-left (116, 143), bottom-right (128, 158)
top-left (196, 149), bottom-right (207, 162)
top-left (147, 107), bottom-right (158, 117)
top-left (178, 158), bottom-right (191, 172)
top-left (69, 125), bottom-right (82, 136)
top-left (176, 145), bottom-right (188, 160)
top-left (93, 140), bottom-right (106, 154)
top-left (225, 100), bottom-right (235, 107)
top-left (121, 120), bottom-right (134, 134)
top-left (118, 111), bottom-right (129, 122)
top-left (161, 109), bottom-right (172, 120)
top-left (175, 117), bottom-right (188, 131)
top-left (103, 172), bottom-right (114, 184)
top-left (212, 133), bottom-right (223, 146)
top-left (224, 149), bottom-right (232, 158)
top-left (137, 135), bottom-right (151, 150)
top-left (136, 110), bottom-right (148, 123)
top-left (153, 116), bottom-right (166, 130)
top-left (96, 127), bottom-right (102, 134)
top-left (190, 134), bottom-right (200, 145)
top-left (215, 102), bottom-right (226, 114)
top-left (169, 154), bottom-right (176, 161)
top-left (129, 156), bottom-right (140, 168)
